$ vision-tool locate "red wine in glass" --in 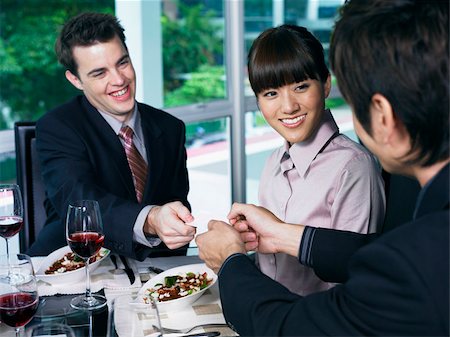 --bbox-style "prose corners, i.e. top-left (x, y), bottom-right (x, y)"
top-left (0, 216), bottom-right (24, 238)
top-left (67, 232), bottom-right (105, 259)
top-left (66, 200), bottom-right (107, 310)
top-left (0, 292), bottom-right (38, 327)
top-left (0, 185), bottom-right (24, 265)
top-left (0, 254), bottom-right (39, 337)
